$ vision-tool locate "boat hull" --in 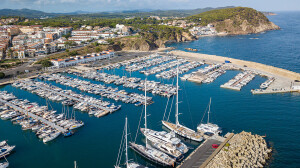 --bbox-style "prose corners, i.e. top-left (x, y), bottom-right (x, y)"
top-left (129, 143), bottom-right (174, 167)
top-left (162, 121), bottom-right (203, 142)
